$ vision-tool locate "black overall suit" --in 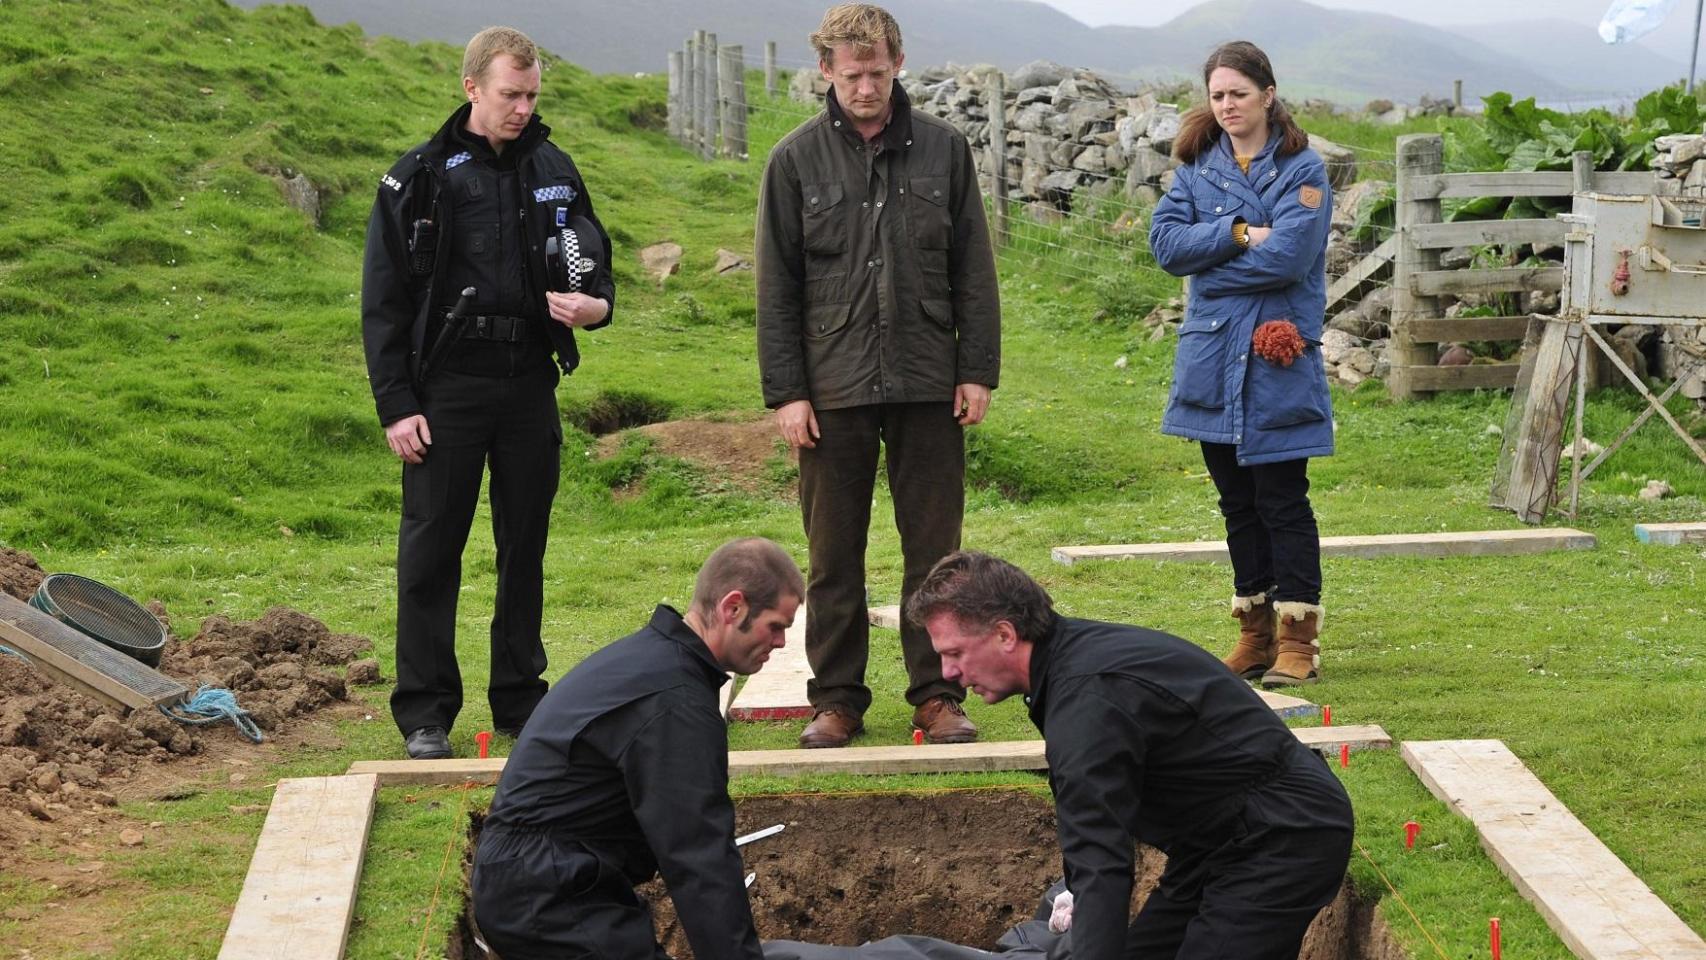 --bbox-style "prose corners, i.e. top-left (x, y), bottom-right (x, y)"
top-left (1027, 617), bottom-right (1353, 960)
top-left (471, 606), bottom-right (763, 960)
top-left (360, 103), bottom-right (614, 738)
